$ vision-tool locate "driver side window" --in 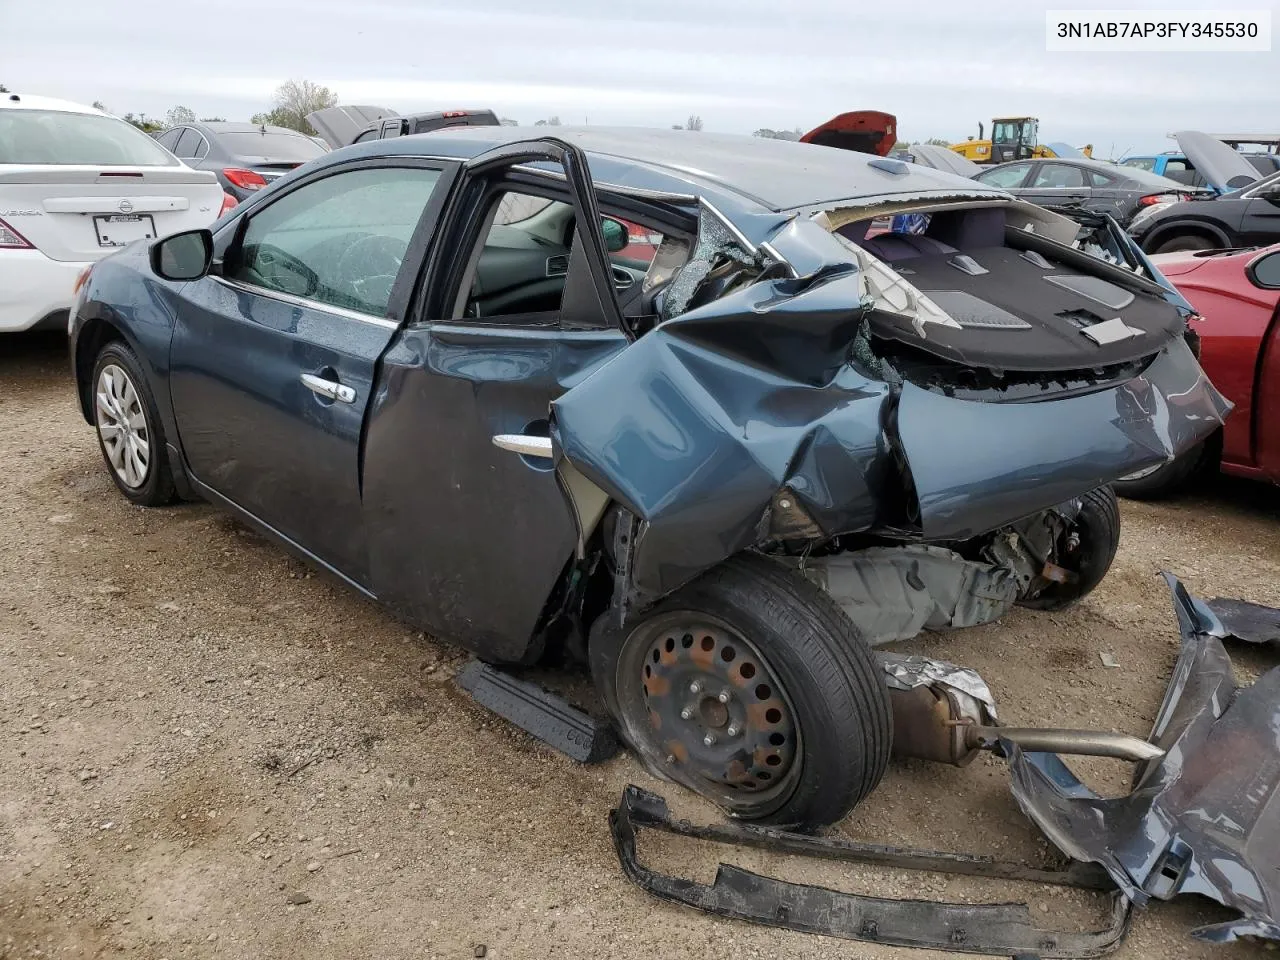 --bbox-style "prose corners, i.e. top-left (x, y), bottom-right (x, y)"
top-left (228, 165), bottom-right (443, 317)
